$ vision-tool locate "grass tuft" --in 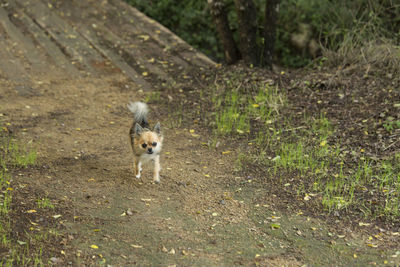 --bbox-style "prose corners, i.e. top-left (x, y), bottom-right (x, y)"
top-left (211, 76), bottom-right (286, 136)
top-left (0, 136), bottom-right (37, 168)
top-left (208, 68), bottom-right (400, 221)
top-left (0, 124), bottom-right (57, 266)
